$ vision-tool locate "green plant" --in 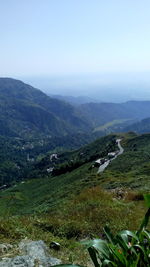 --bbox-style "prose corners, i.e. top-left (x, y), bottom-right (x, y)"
top-left (54, 194), bottom-right (150, 267)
